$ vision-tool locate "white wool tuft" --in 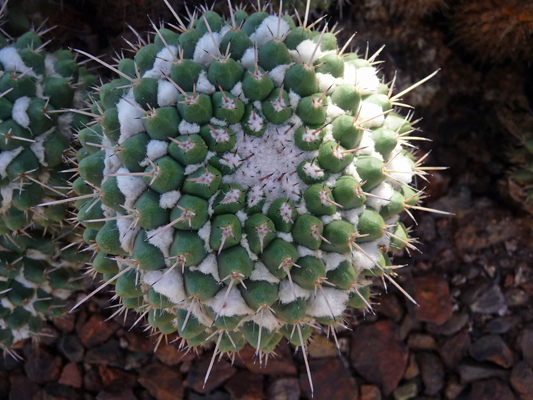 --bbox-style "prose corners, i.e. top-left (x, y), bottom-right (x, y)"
top-left (178, 120), bottom-right (201, 135)
top-left (117, 97), bottom-right (145, 143)
top-left (0, 183), bottom-right (17, 212)
top-left (307, 287), bottom-right (350, 318)
top-left (343, 163), bottom-right (361, 181)
top-left (297, 245), bottom-right (316, 259)
top-left (144, 140), bottom-right (168, 164)
top-left (249, 262), bottom-right (280, 283)
top-left (322, 252), bottom-right (350, 272)
top-left (384, 152), bottom-right (414, 187)
top-left (343, 64), bottom-right (357, 85)
top-left (357, 102), bottom-right (384, 129)
top-left (116, 167), bottom-right (148, 209)
top-left (356, 67), bottom-right (380, 95)
top-left (57, 113), bottom-right (75, 137)
top-left (376, 232), bottom-right (391, 249)
top-left (144, 268), bottom-right (187, 305)
top-left (146, 225), bottom-right (174, 261)
top-left (196, 70), bottom-right (216, 94)
top-left (293, 39), bottom-right (323, 65)
top-left (384, 214), bottom-right (400, 226)
top-left (193, 31), bottom-right (222, 67)
top-left (316, 73), bottom-right (338, 93)
top-left (276, 232), bottom-right (293, 242)
top-left (278, 279), bottom-right (310, 304)
top-left (239, 47), bottom-right (255, 69)
top-left (11, 326), bottom-right (31, 343)
top-left (341, 205), bottom-right (365, 225)
top-left (288, 90), bottom-right (300, 111)
top-left (0, 47), bottom-right (36, 77)
top-left (44, 53), bottom-right (58, 77)
top-left (366, 182), bottom-right (393, 211)
top-left (321, 212), bottom-right (342, 225)
top-left (12, 96), bottom-right (31, 129)
top-left (251, 309), bottom-right (281, 332)
top-left (14, 270), bottom-right (39, 289)
top-left (351, 241), bottom-right (381, 271)
top-left (235, 210), bottom-right (248, 226)
top-left (143, 46), bottom-right (177, 78)
top-left (230, 81), bottom-right (243, 100)
top-left (157, 79), bottom-right (179, 107)
top-left (323, 124), bottom-right (335, 142)
top-left (102, 136), bottom-right (122, 181)
top-left (250, 15), bottom-right (290, 46)
top-left (240, 235), bottom-right (259, 261)
top-left (356, 134), bottom-right (381, 159)
top-left (101, 203), bottom-right (115, 217)
top-left (190, 254), bottom-right (220, 281)
top-left (268, 63), bottom-right (292, 87)
top-left (0, 147), bottom-right (23, 178)
top-left (116, 215), bottom-right (140, 253)
top-left (197, 221), bottom-right (212, 252)
top-left (30, 129), bottom-right (54, 166)
top-left (253, 100), bottom-right (262, 111)
top-left (296, 203), bottom-right (308, 215)
top-left (159, 190), bottom-right (181, 209)
top-left (204, 286), bottom-right (253, 317)
top-left (326, 101), bottom-right (347, 121)
top-left (209, 117), bottom-right (227, 126)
